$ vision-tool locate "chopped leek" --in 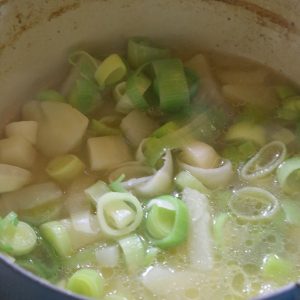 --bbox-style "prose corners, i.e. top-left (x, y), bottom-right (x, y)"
top-left (40, 221), bottom-right (73, 257)
top-left (126, 72), bottom-right (151, 110)
top-left (175, 171), bottom-right (211, 196)
top-left (118, 234), bottom-right (145, 273)
top-left (69, 78), bottom-right (101, 114)
top-left (97, 192), bottom-right (143, 237)
top-left (113, 81), bottom-right (135, 114)
top-left (262, 254), bottom-right (294, 283)
top-left (69, 50), bottom-right (99, 81)
top-left (90, 119), bottom-right (121, 136)
top-left (85, 180), bottom-right (110, 206)
top-left (0, 214), bottom-right (37, 256)
top-left (229, 187), bottom-right (280, 221)
top-left (240, 141), bottom-right (286, 182)
top-left (46, 154), bottom-right (85, 184)
top-left (152, 58), bottom-right (190, 112)
top-left (281, 199), bottom-right (300, 226)
top-left (95, 54), bottom-right (127, 88)
top-left (145, 195), bottom-right (189, 249)
top-left (225, 121), bottom-right (266, 146)
top-left (277, 157), bottom-right (300, 195)
top-left (151, 121), bottom-right (178, 138)
top-left (67, 269), bottom-right (104, 298)
top-left (37, 90), bottom-right (65, 102)
top-left (127, 37), bottom-right (169, 68)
